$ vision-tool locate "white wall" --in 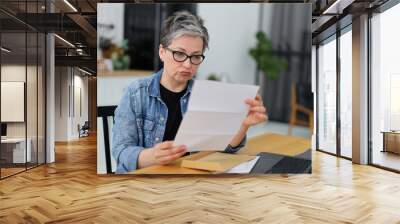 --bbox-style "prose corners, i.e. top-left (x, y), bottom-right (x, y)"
top-left (1, 65), bottom-right (26, 81)
top-left (97, 3), bottom-right (125, 59)
top-left (54, 67), bottom-right (89, 141)
top-left (71, 74), bottom-right (89, 138)
top-left (1, 66), bottom-right (26, 127)
top-left (55, 67), bottom-right (68, 141)
top-left (260, 5), bottom-right (274, 38)
top-left (97, 76), bottom-right (147, 106)
top-left (1, 65), bottom-right (41, 138)
top-left (197, 3), bottom-right (259, 85)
